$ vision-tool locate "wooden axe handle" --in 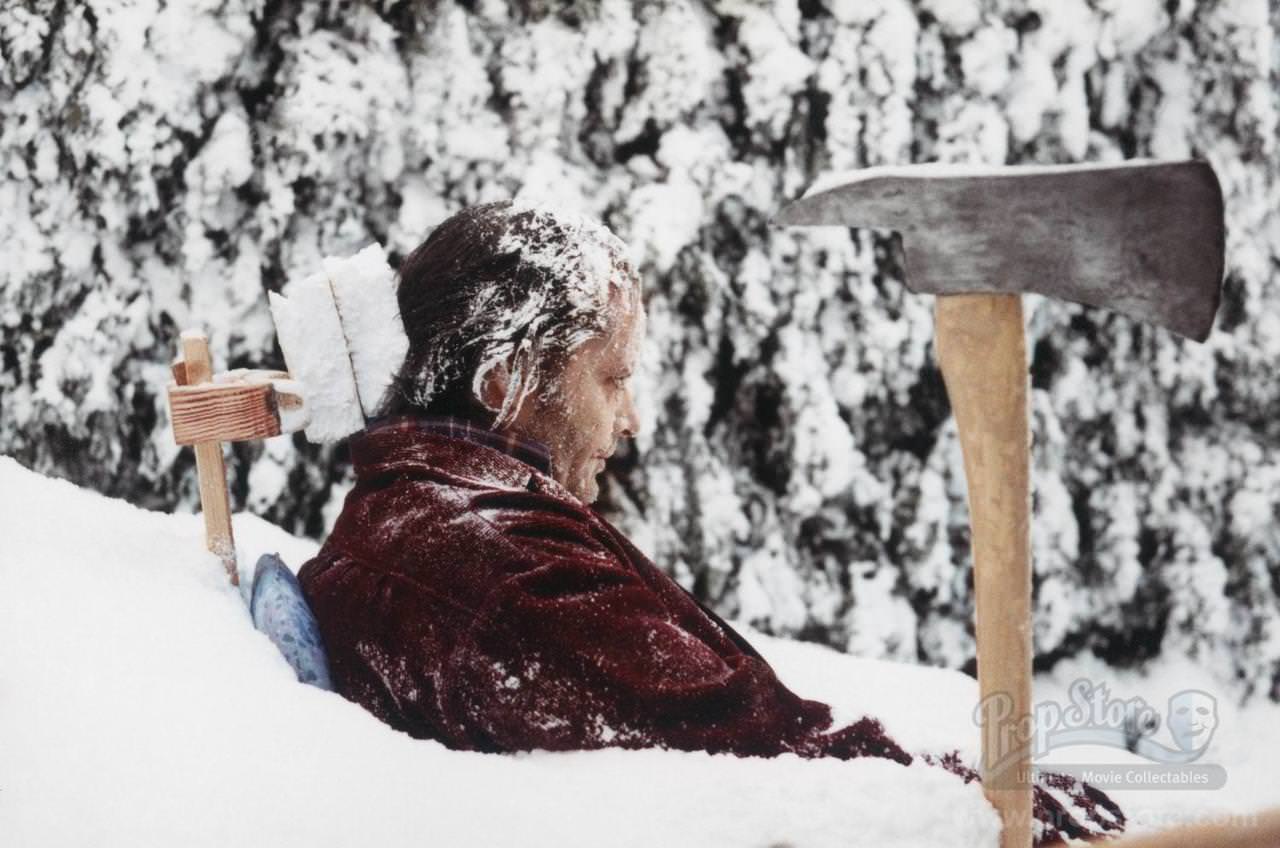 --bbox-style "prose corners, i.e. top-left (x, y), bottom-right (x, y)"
top-left (1108, 808), bottom-right (1280, 848)
top-left (934, 293), bottom-right (1033, 848)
